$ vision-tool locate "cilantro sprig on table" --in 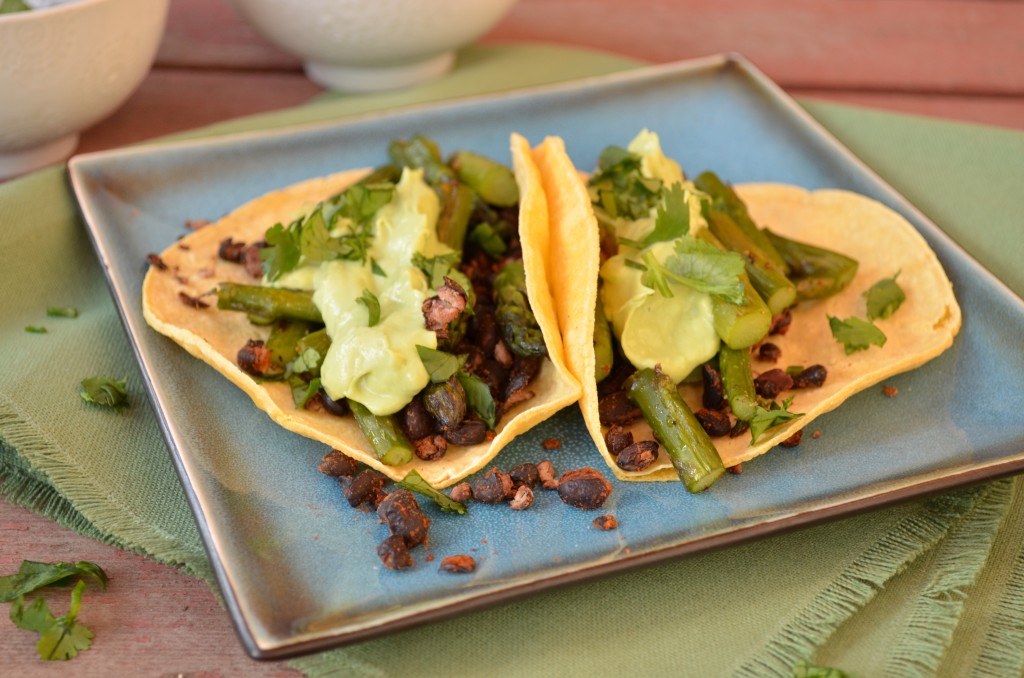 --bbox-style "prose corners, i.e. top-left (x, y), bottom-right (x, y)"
top-left (1, 560), bottom-right (109, 662)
